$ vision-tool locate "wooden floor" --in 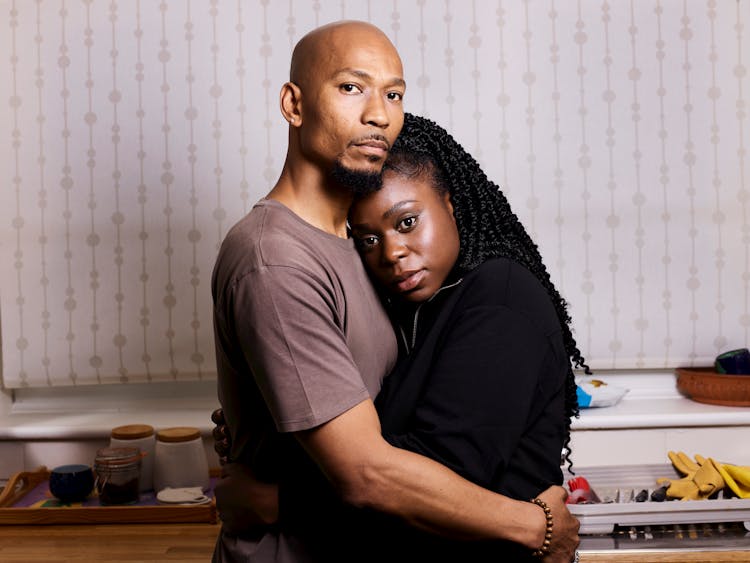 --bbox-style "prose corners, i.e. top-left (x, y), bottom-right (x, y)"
top-left (0, 522), bottom-right (221, 563)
